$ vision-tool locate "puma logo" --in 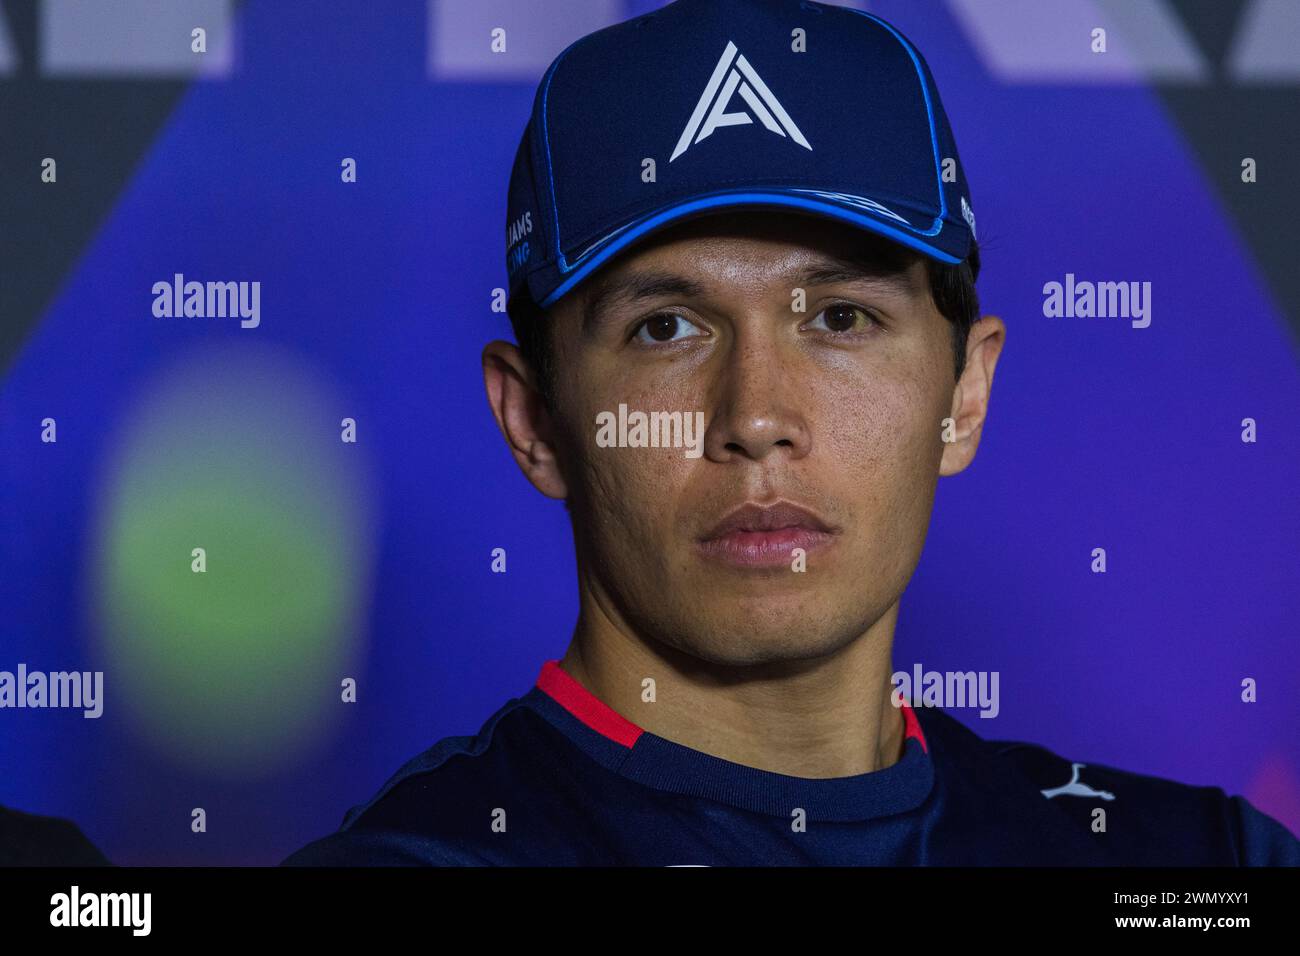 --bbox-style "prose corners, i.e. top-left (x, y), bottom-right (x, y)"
top-left (1041, 762), bottom-right (1115, 801)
